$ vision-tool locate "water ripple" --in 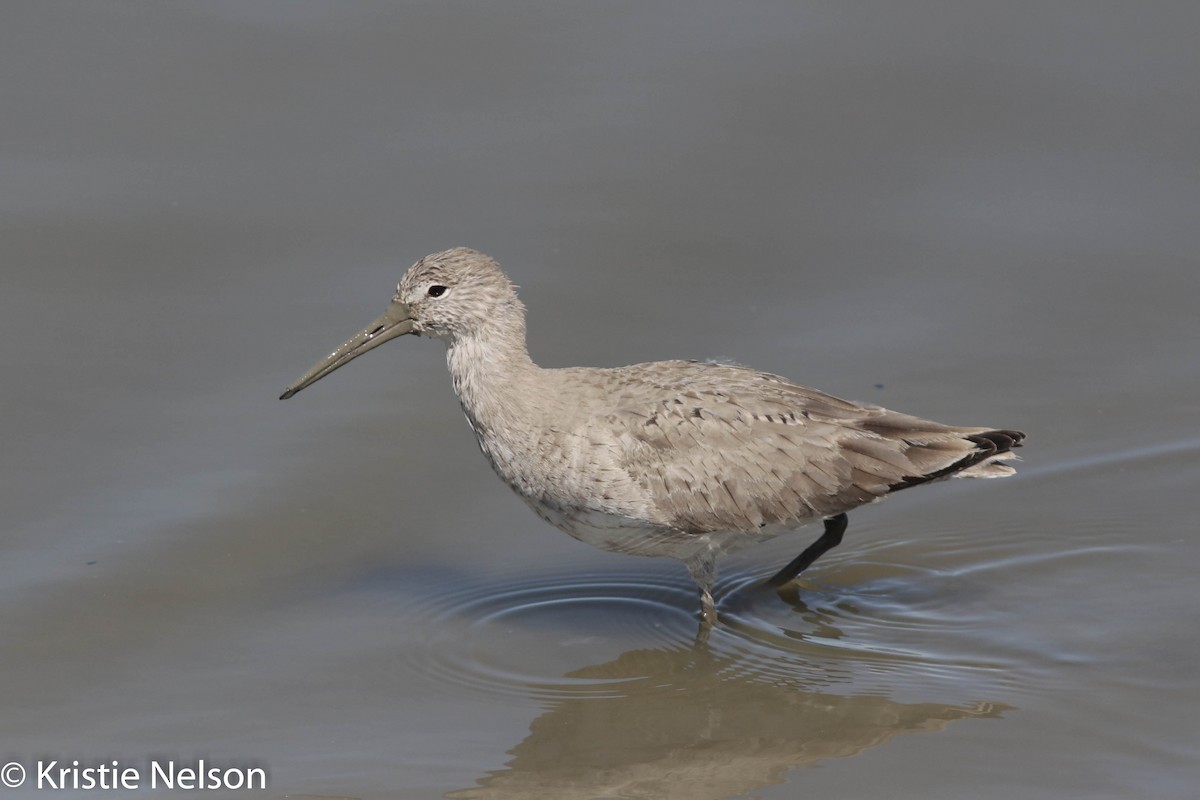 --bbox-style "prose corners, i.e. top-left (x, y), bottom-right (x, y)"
top-left (394, 557), bottom-right (1032, 702)
top-left (401, 572), bottom-right (699, 701)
